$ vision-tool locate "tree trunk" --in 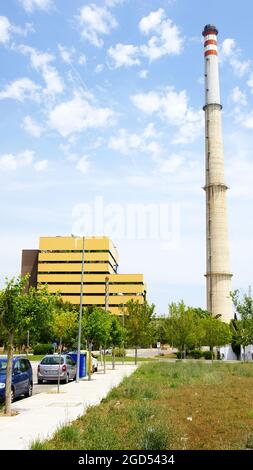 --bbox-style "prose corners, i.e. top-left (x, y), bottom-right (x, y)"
top-left (211, 346), bottom-right (214, 364)
top-left (112, 346), bottom-right (115, 370)
top-left (100, 346), bottom-right (103, 366)
top-left (5, 333), bottom-right (14, 415)
top-left (88, 342), bottom-right (92, 381)
top-left (135, 347), bottom-right (137, 365)
top-left (57, 337), bottom-right (62, 393)
top-left (244, 345), bottom-right (246, 363)
top-left (103, 348), bottom-right (106, 373)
